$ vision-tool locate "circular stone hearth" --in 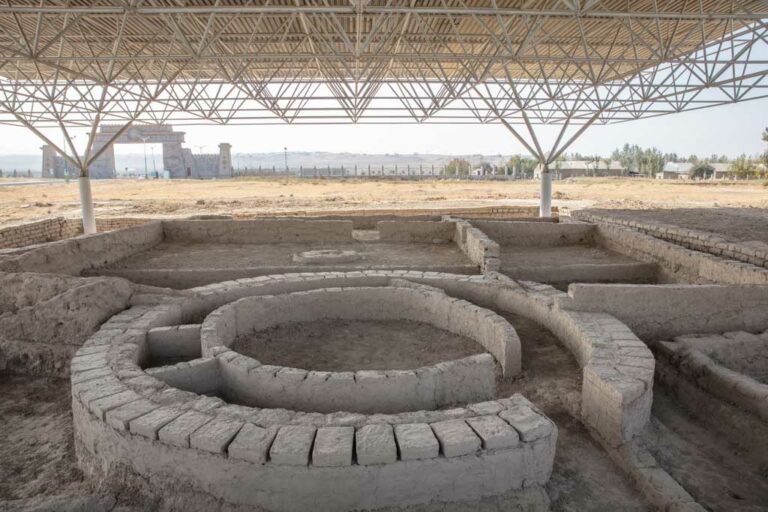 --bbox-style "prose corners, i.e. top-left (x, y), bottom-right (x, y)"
top-left (292, 249), bottom-right (363, 264)
top-left (201, 285), bottom-right (521, 413)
